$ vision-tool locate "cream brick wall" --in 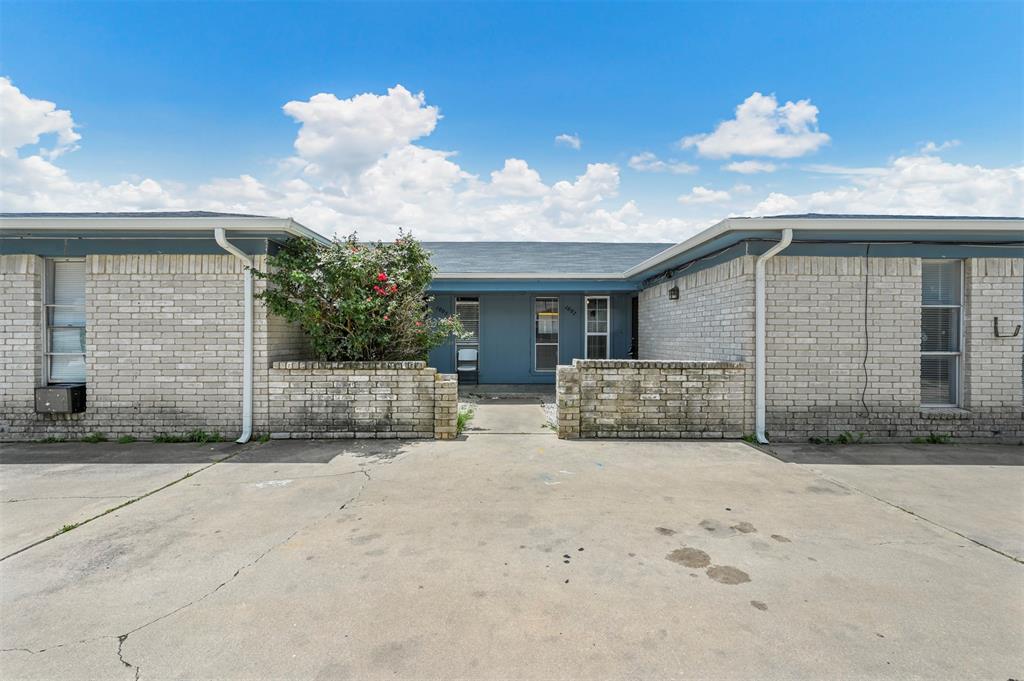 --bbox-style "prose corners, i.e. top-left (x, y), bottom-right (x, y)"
top-left (639, 256), bottom-right (754, 362)
top-left (636, 254), bottom-right (1023, 441)
top-left (964, 258), bottom-right (1024, 410)
top-left (0, 254), bottom-right (314, 441)
top-left (0, 256), bottom-right (45, 435)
